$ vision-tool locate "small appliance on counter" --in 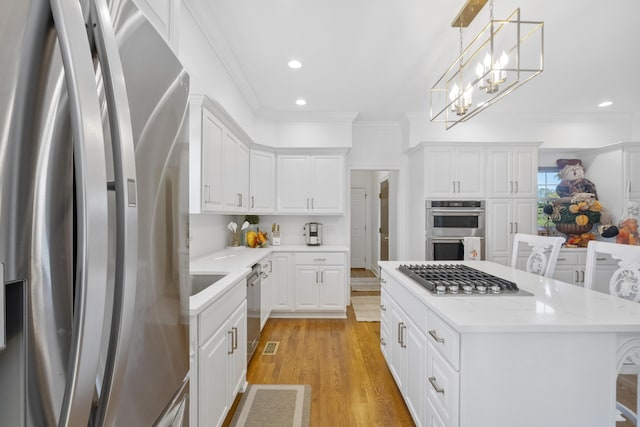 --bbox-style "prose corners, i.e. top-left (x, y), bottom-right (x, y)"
top-left (304, 222), bottom-right (323, 246)
top-left (271, 222), bottom-right (281, 246)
